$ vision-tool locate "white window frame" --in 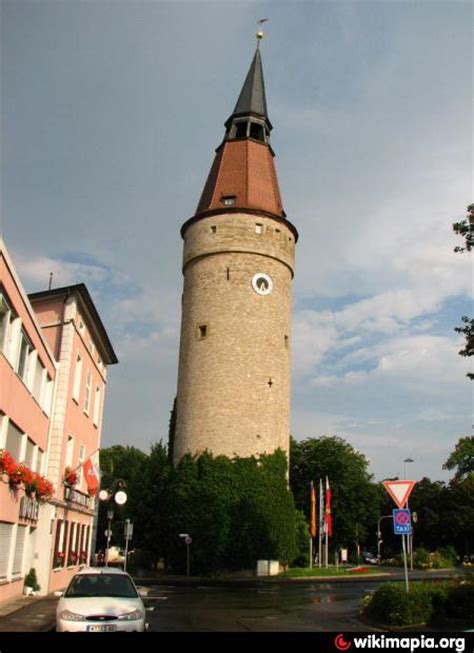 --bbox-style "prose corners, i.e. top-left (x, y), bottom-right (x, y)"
top-left (5, 420), bottom-right (25, 462)
top-left (72, 354), bottom-right (82, 403)
top-left (11, 525), bottom-right (27, 579)
top-left (93, 385), bottom-right (101, 426)
top-left (65, 435), bottom-right (74, 469)
top-left (43, 374), bottom-right (53, 415)
top-left (77, 445), bottom-right (85, 486)
top-left (0, 522), bottom-right (14, 581)
top-left (16, 330), bottom-right (32, 382)
top-left (84, 370), bottom-right (92, 415)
